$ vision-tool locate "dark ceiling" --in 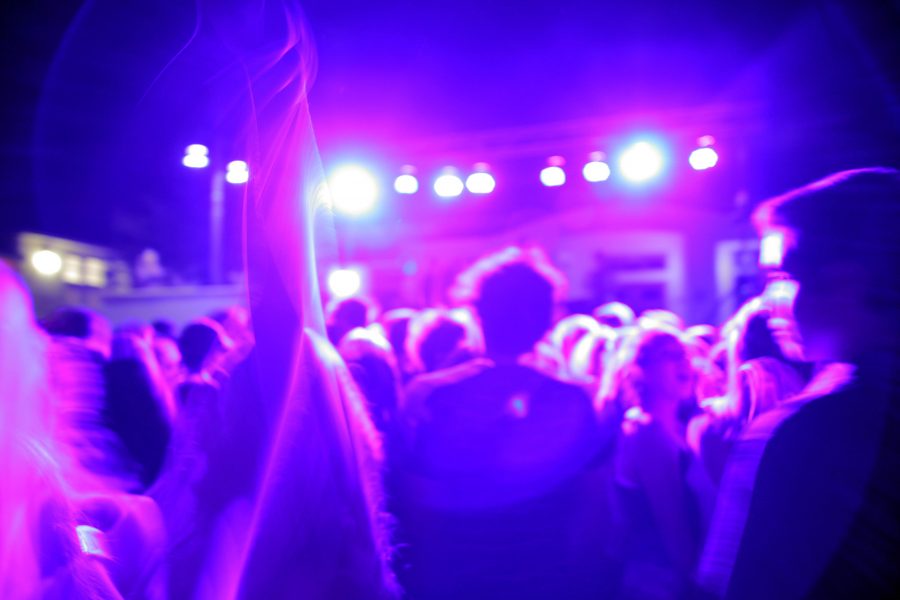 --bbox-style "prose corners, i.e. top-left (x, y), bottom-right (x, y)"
top-left (2, 0), bottom-right (898, 273)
